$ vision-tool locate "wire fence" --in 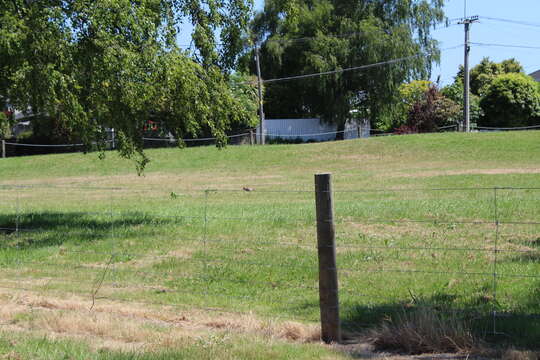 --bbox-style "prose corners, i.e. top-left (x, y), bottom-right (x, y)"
top-left (0, 183), bottom-right (538, 345)
top-left (0, 184), bottom-right (321, 325)
top-left (331, 186), bottom-right (540, 345)
top-left (4, 123), bottom-right (540, 158)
